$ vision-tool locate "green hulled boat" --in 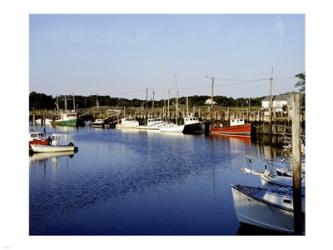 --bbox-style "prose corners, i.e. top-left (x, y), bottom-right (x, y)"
top-left (55, 111), bottom-right (77, 127)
